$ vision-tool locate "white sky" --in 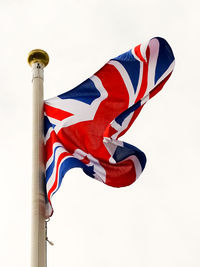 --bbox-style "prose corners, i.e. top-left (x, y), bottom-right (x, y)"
top-left (0, 0), bottom-right (200, 266)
